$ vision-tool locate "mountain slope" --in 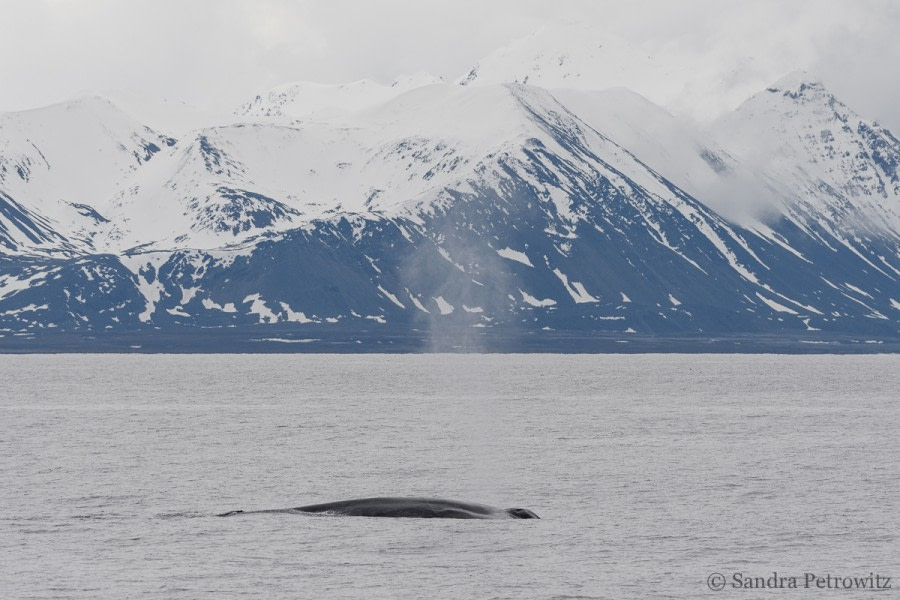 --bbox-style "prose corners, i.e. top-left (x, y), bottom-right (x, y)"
top-left (0, 96), bottom-right (175, 252)
top-left (0, 188), bottom-right (74, 254)
top-left (714, 72), bottom-right (900, 234)
top-left (712, 72), bottom-right (900, 287)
